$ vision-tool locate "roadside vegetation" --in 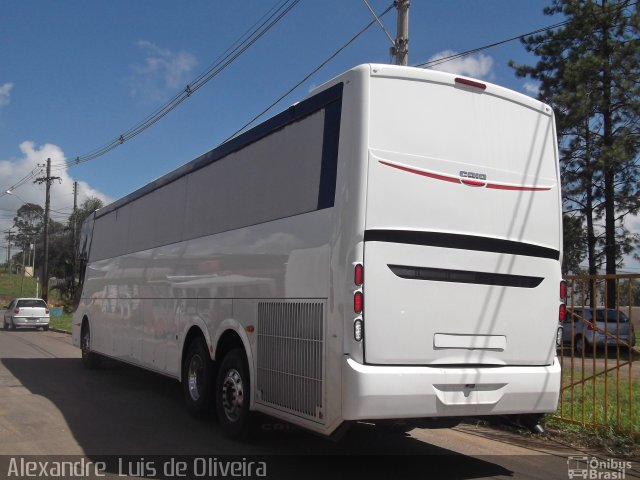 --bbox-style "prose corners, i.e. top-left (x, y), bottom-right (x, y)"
top-left (544, 416), bottom-right (640, 458)
top-left (0, 269), bottom-right (72, 332)
top-left (48, 312), bottom-right (73, 332)
top-left (547, 351), bottom-right (640, 457)
top-left (0, 270), bottom-right (39, 304)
